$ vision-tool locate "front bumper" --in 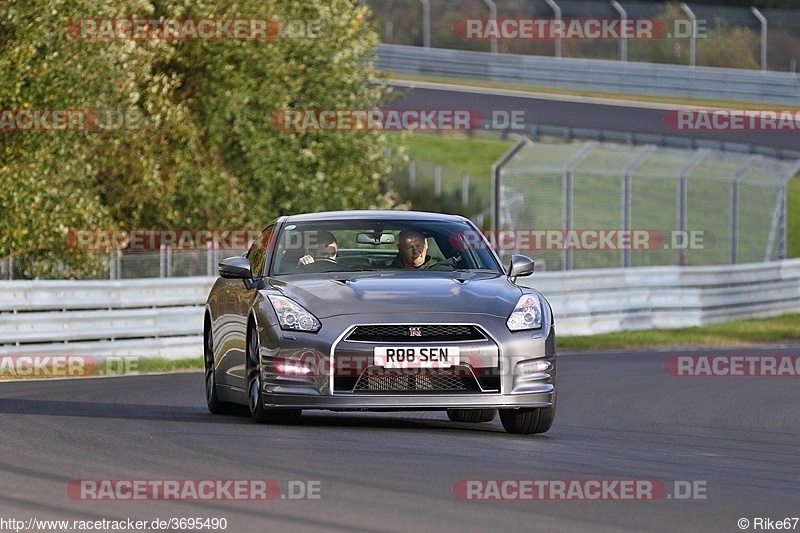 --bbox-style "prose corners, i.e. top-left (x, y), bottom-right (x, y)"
top-left (257, 312), bottom-right (556, 411)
